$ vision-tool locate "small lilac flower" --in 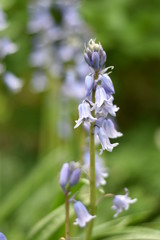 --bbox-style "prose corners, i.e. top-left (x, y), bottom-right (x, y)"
top-left (73, 201), bottom-right (96, 227)
top-left (112, 188), bottom-right (137, 218)
top-left (69, 168), bottom-right (81, 187)
top-left (94, 86), bottom-right (113, 109)
top-left (103, 119), bottom-right (123, 139)
top-left (0, 232), bottom-right (7, 240)
top-left (85, 75), bottom-right (94, 97)
top-left (83, 152), bottom-right (109, 187)
top-left (95, 126), bottom-right (118, 154)
top-left (100, 74), bottom-right (115, 94)
top-left (59, 163), bottom-right (70, 192)
top-left (74, 101), bottom-right (97, 129)
top-left (95, 102), bottom-right (119, 118)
